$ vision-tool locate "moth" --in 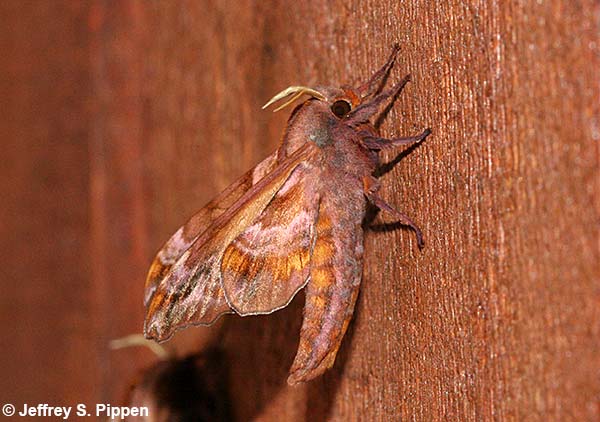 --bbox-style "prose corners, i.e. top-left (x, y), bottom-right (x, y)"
top-left (143, 44), bottom-right (430, 385)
